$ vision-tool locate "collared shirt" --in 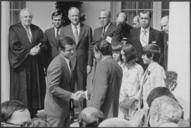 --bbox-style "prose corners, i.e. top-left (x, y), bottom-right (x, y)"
top-left (54, 27), bottom-right (61, 37)
top-left (140, 27), bottom-right (150, 47)
top-left (64, 56), bottom-right (72, 73)
top-left (103, 23), bottom-right (111, 33)
top-left (71, 23), bottom-right (80, 36)
top-left (22, 23), bottom-right (32, 42)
